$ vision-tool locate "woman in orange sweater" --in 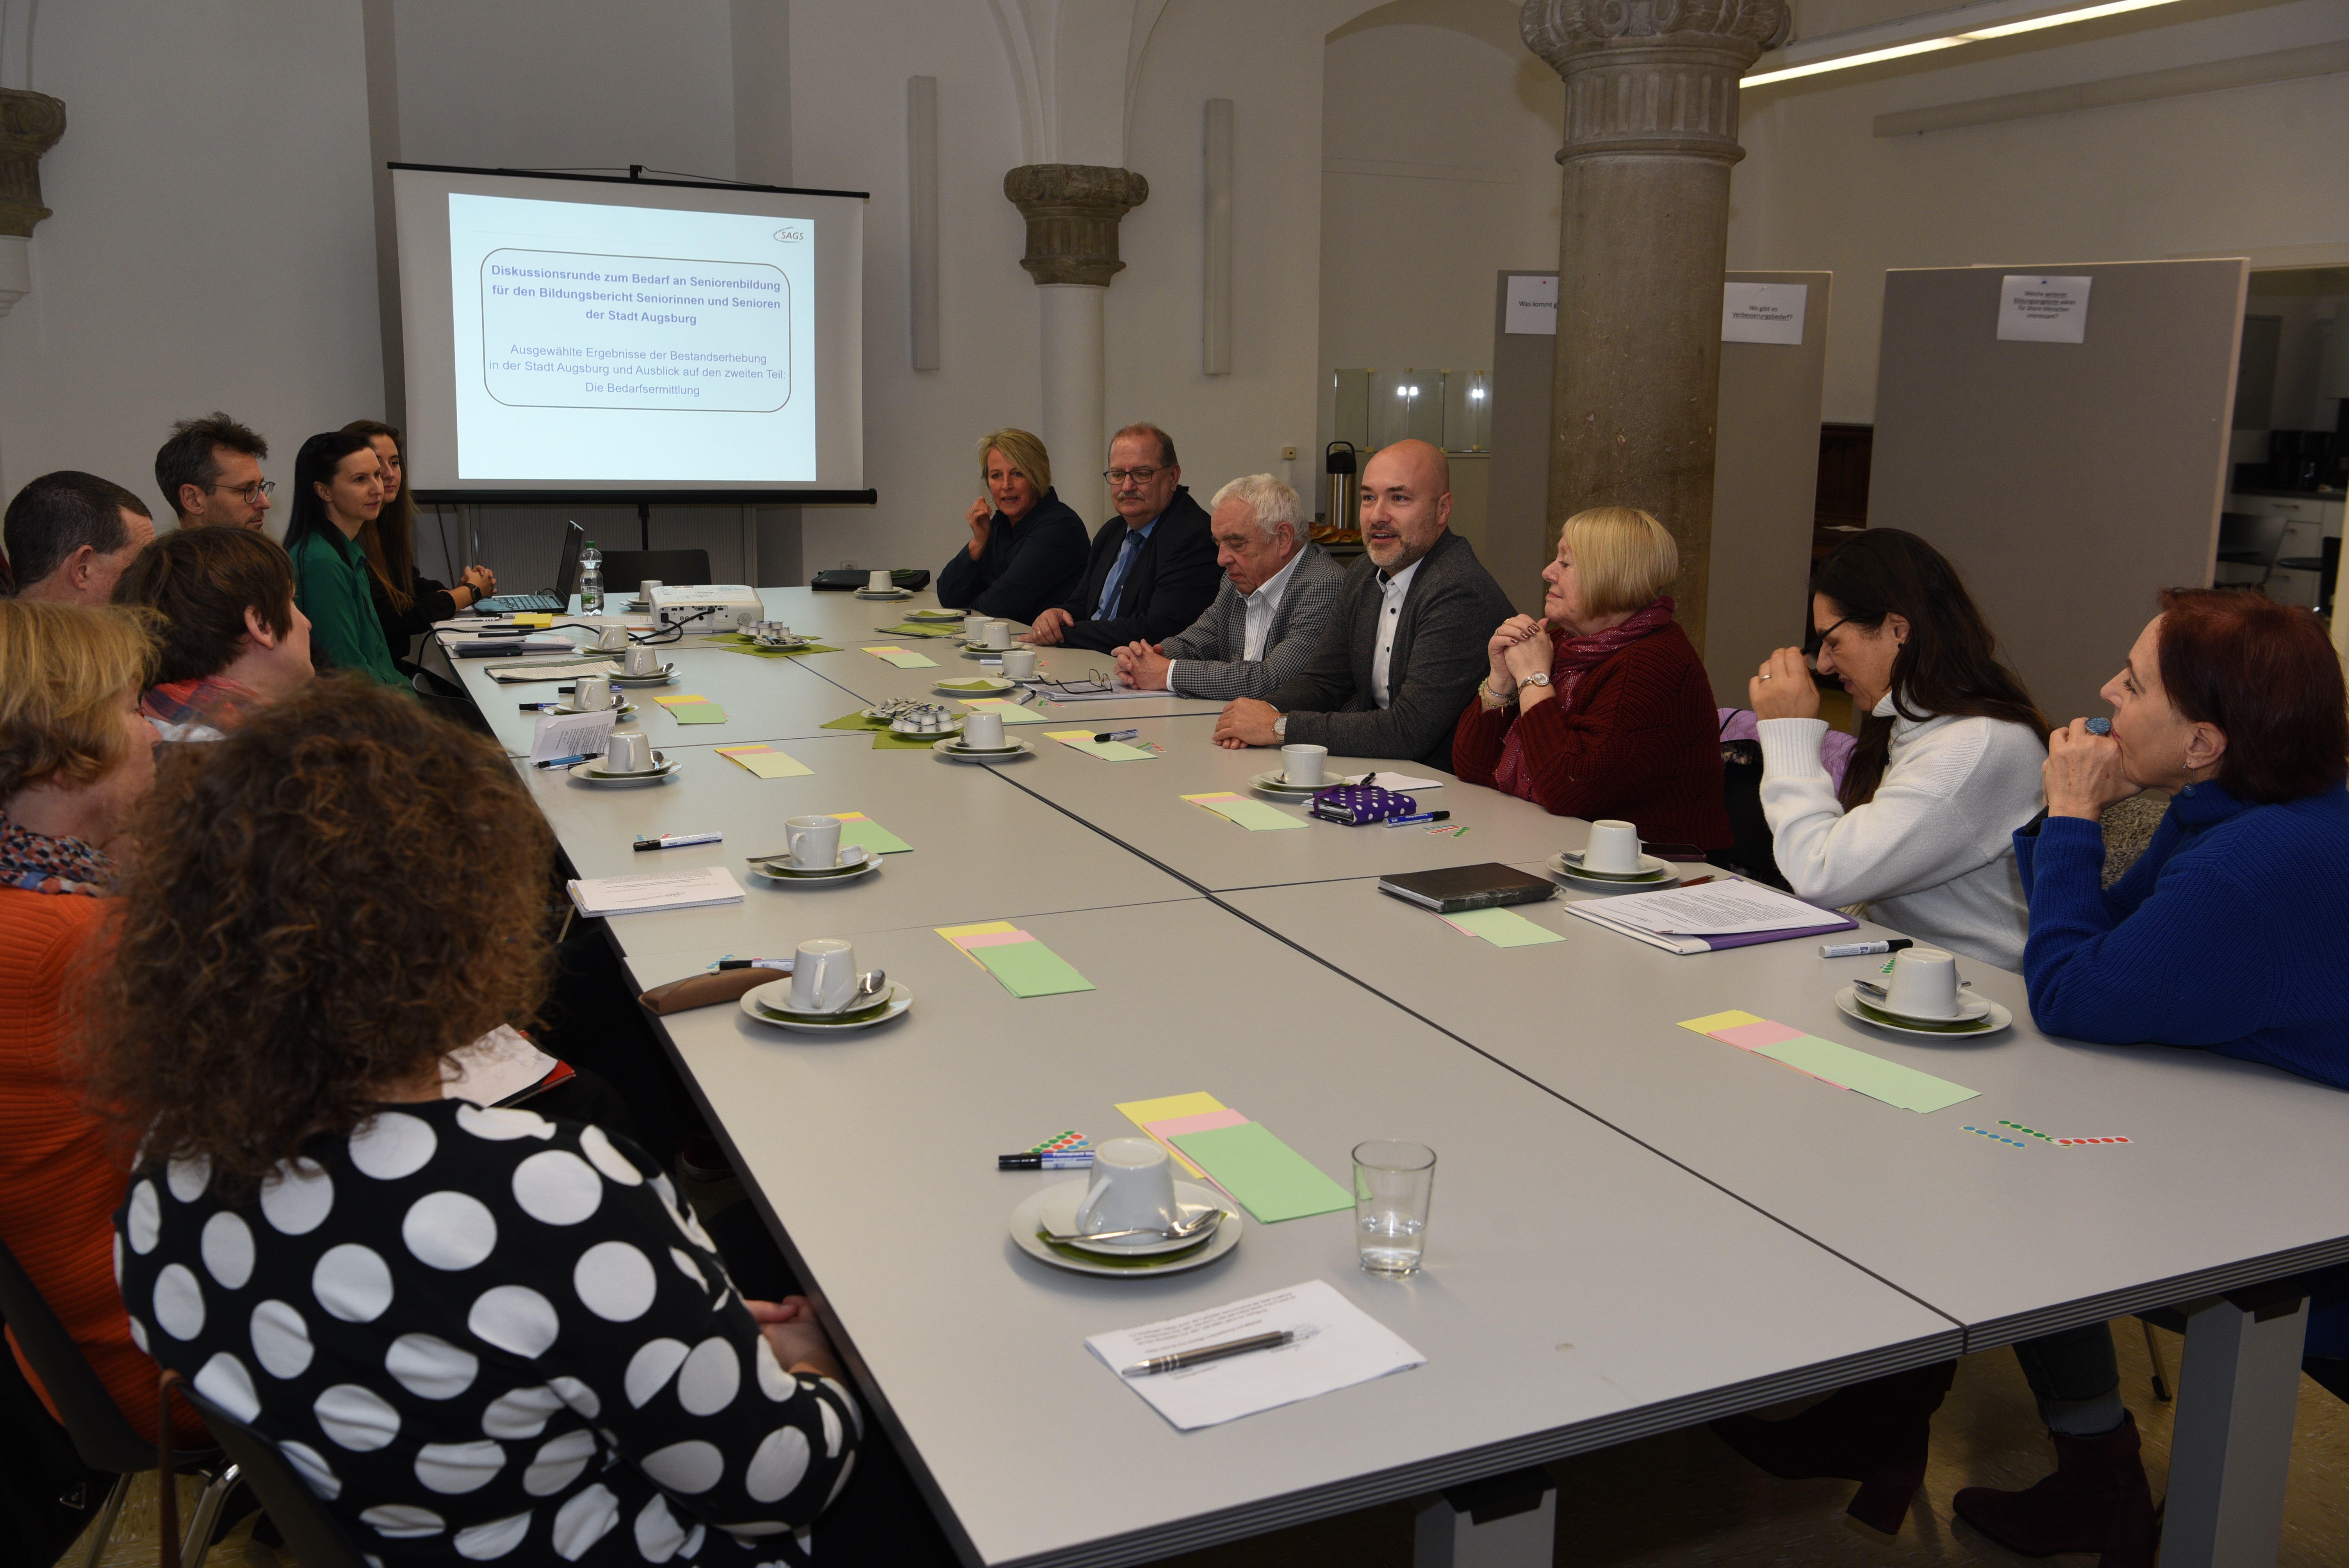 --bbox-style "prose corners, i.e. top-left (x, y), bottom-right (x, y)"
top-left (0, 599), bottom-right (203, 1446)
